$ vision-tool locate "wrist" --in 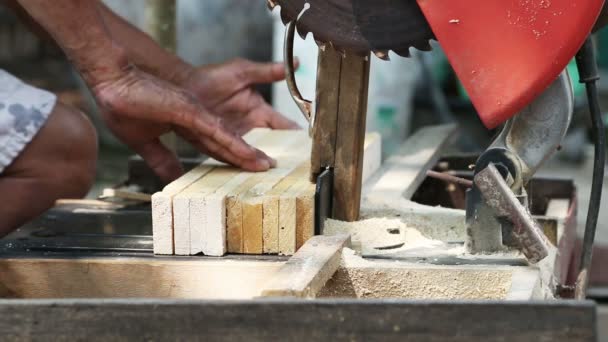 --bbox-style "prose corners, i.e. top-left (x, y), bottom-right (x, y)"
top-left (76, 42), bottom-right (132, 87)
top-left (165, 60), bottom-right (196, 87)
